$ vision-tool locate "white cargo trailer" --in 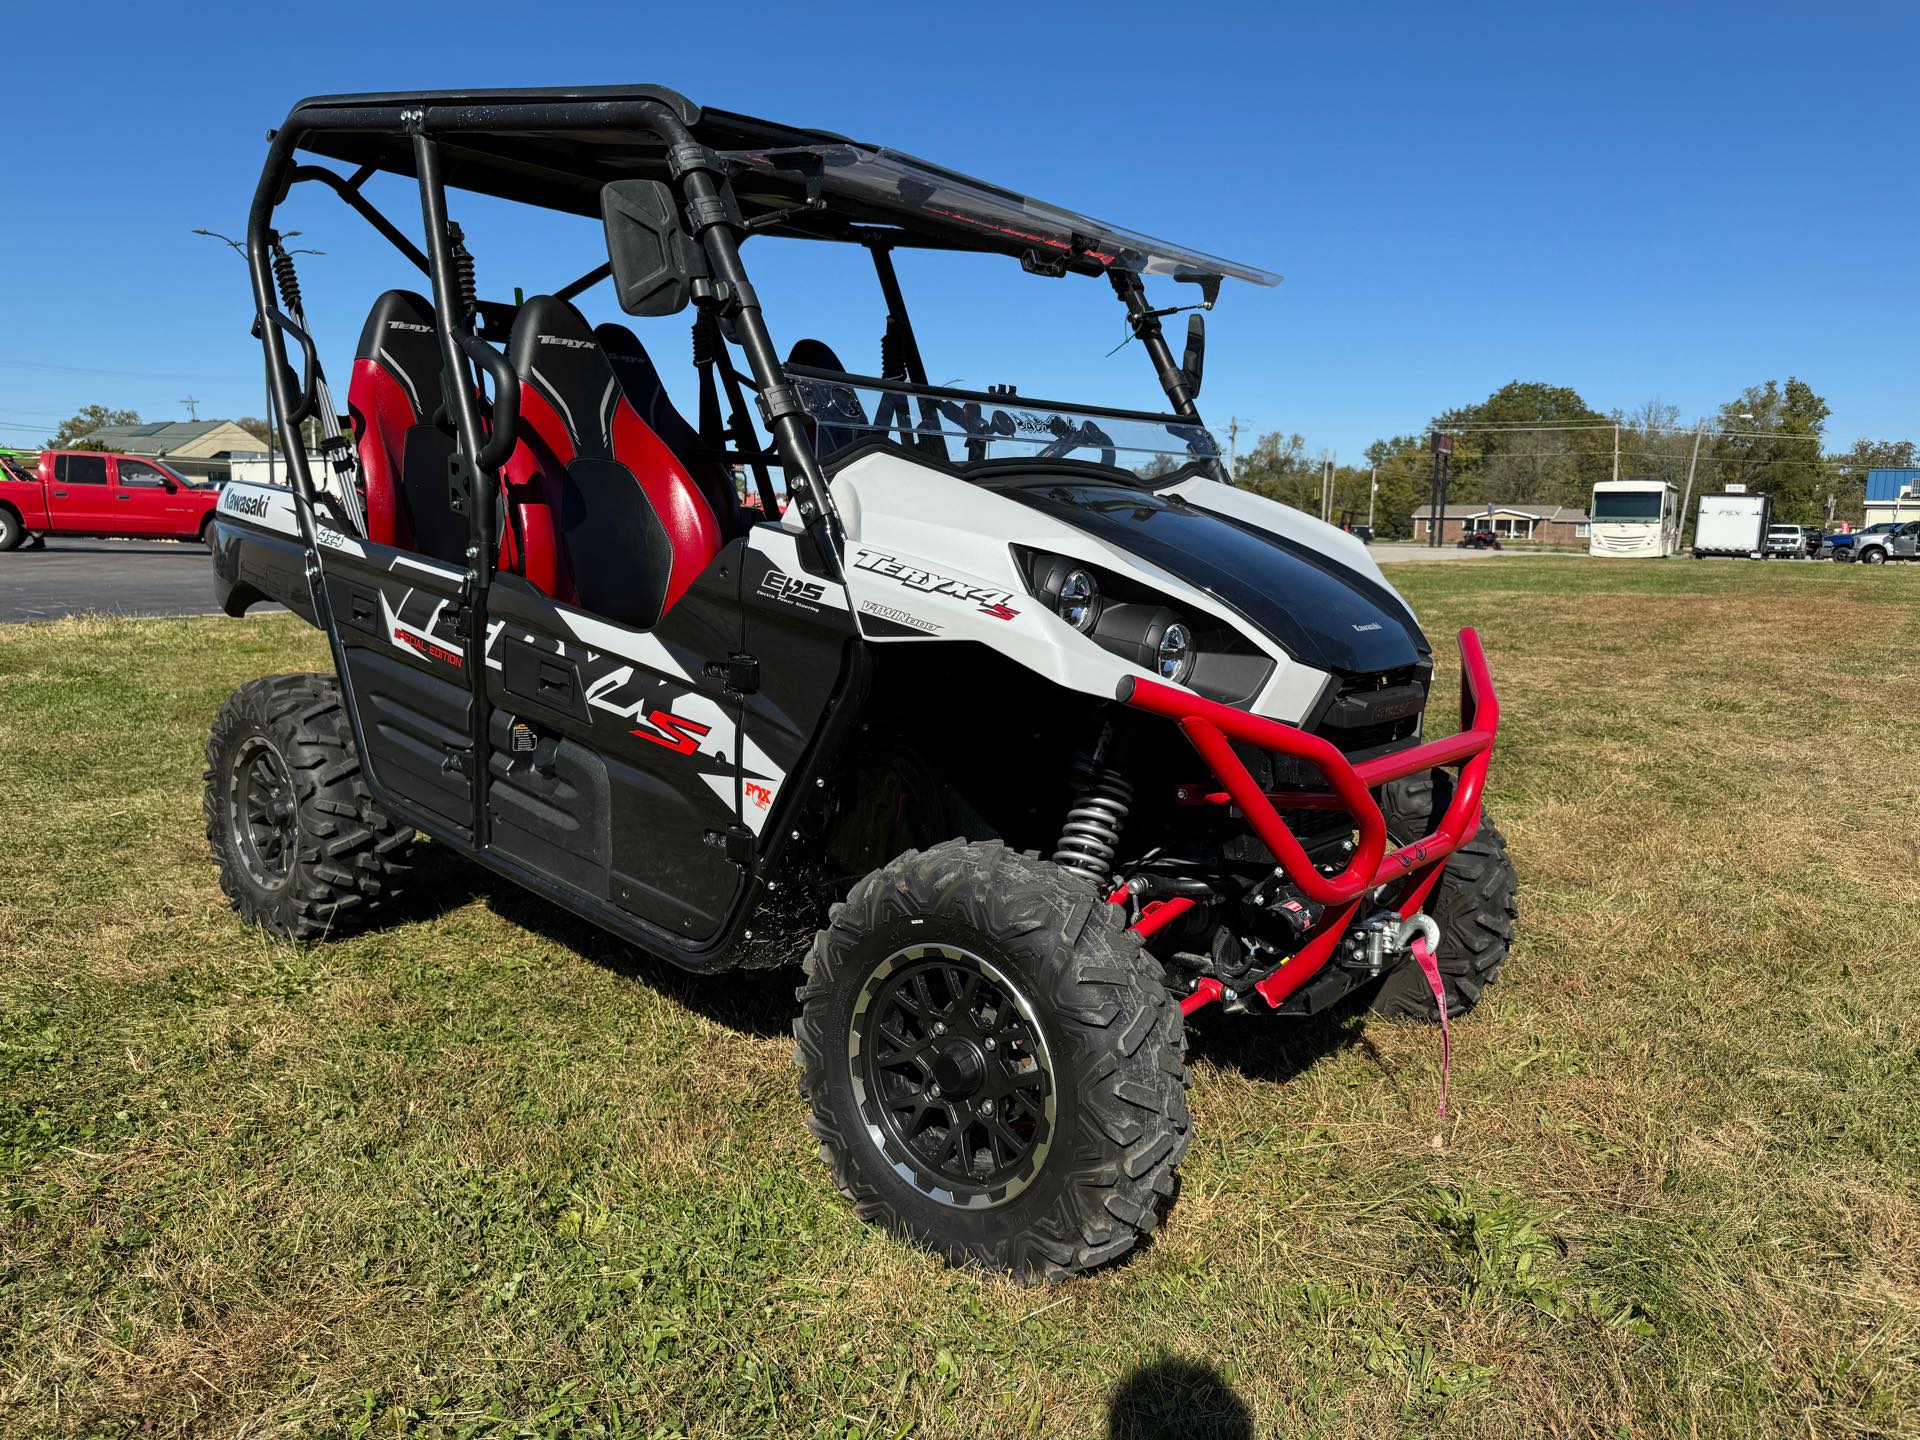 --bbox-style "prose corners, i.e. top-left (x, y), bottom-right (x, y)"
top-left (1693, 489), bottom-right (1772, 559)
